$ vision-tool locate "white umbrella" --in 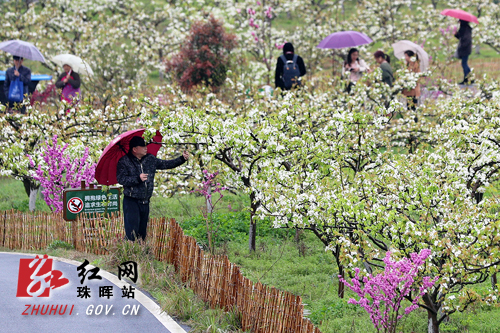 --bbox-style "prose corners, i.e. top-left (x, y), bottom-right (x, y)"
top-left (0, 40), bottom-right (45, 62)
top-left (392, 40), bottom-right (429, 72)
top-left (52, 54), bottom-right (94, 76)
